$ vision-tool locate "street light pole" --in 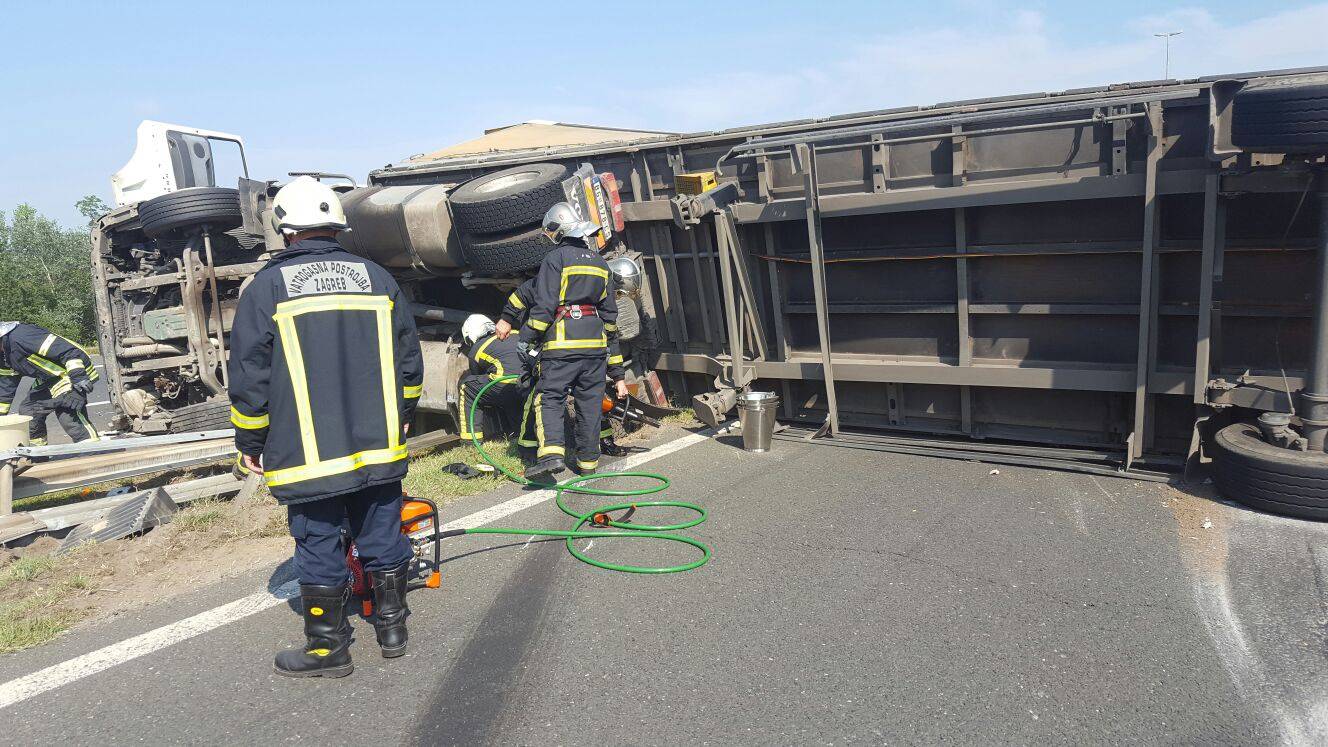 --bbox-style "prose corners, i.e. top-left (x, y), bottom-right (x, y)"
top-left (1154, 31), bottom-right (1183, 79)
